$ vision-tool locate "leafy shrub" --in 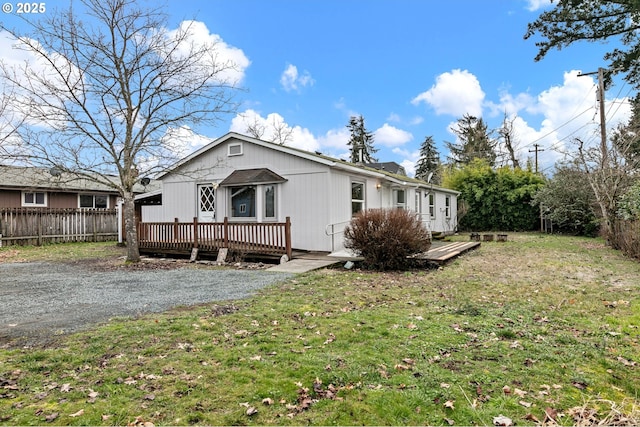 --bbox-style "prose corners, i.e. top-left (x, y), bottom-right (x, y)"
top-left (344, 208), bottom-right (431, 271)
top-left (532, 165), bottom-right (600, 236)
top-left (444, 159), bottom-right (545, 231)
